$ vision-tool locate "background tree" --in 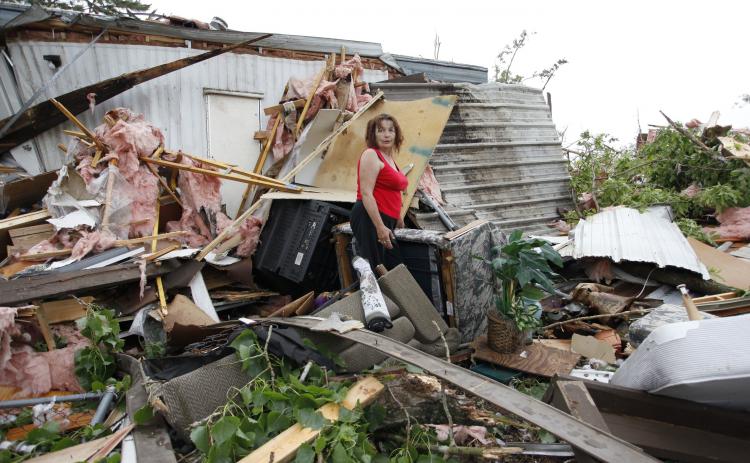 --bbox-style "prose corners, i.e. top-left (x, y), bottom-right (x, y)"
top-left (494, 30), bottom-right (568, 90)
